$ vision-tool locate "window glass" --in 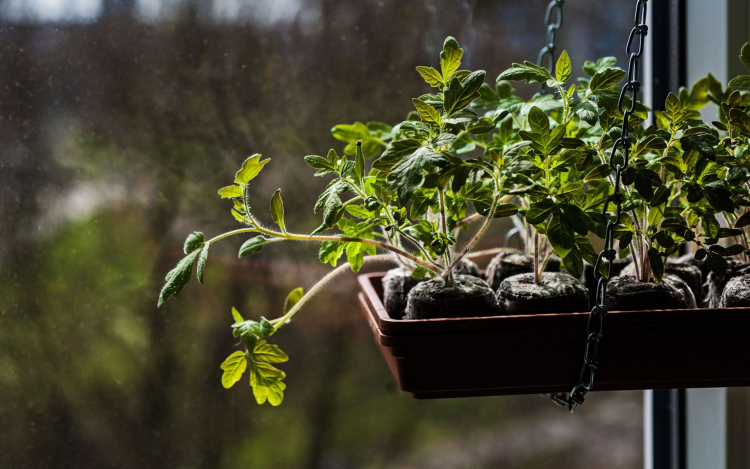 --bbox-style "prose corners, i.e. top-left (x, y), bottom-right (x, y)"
top-left (0, 1), bottom-right (642, 467)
